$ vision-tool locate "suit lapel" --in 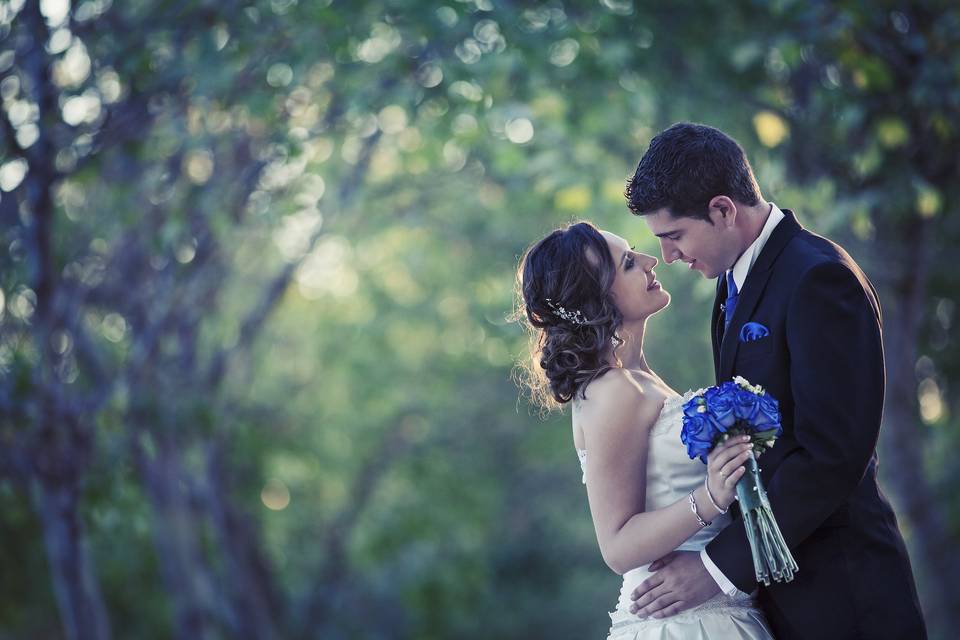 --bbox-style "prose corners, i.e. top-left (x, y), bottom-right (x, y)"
top-left (719, 267), bottom-right (777, 379)
top-left (718, 209), bottom-right (803, 381)
top-left (711, 277), bottom-right (724, 383)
